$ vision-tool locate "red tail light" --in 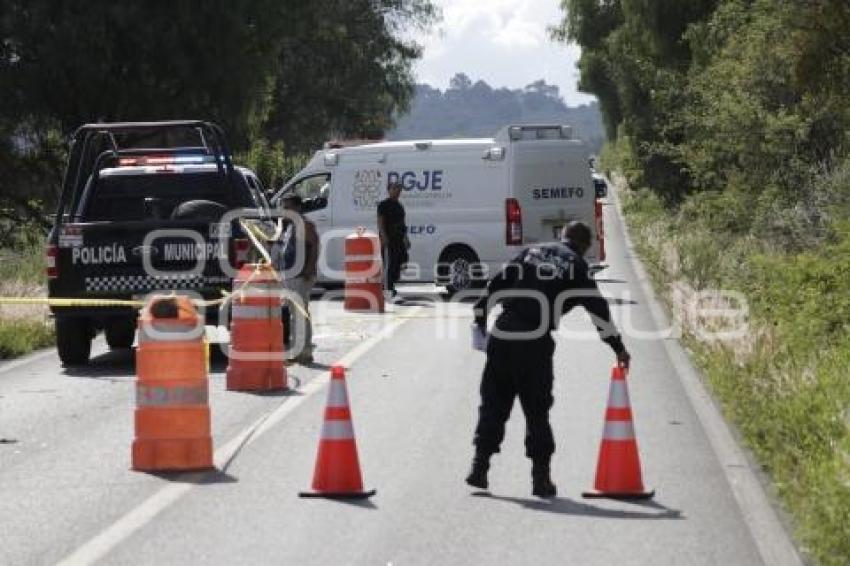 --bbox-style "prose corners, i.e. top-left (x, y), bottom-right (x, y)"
top-left (46, 245), bottom-right (58, 279)
top-left (232, 238), bottom-right (251, 268)
top-left (505, 198), bottom-right (523, 245)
